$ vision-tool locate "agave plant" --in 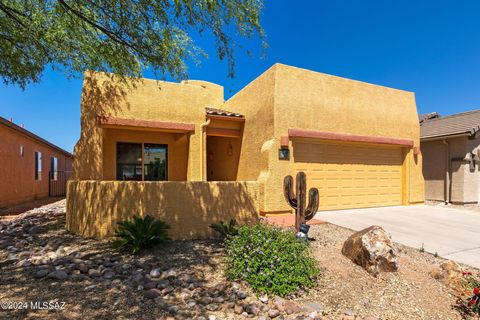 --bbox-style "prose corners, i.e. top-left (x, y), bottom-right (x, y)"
top-left (114, 215), bottom-right (170, 254)
top-left (209, 219), bottom-right (238, 240)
